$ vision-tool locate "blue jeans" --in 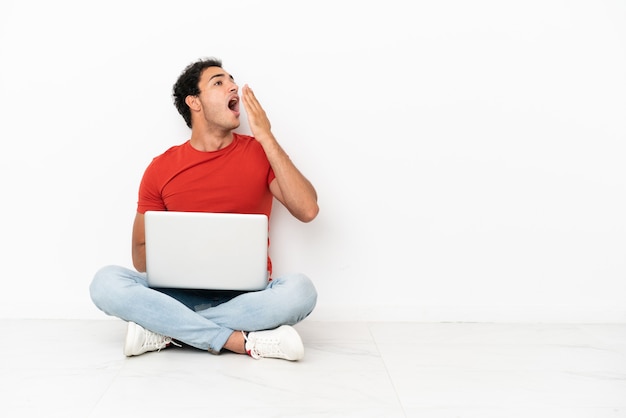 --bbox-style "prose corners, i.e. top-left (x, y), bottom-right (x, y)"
top-left (89, 265), bottom-right (317, 353)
